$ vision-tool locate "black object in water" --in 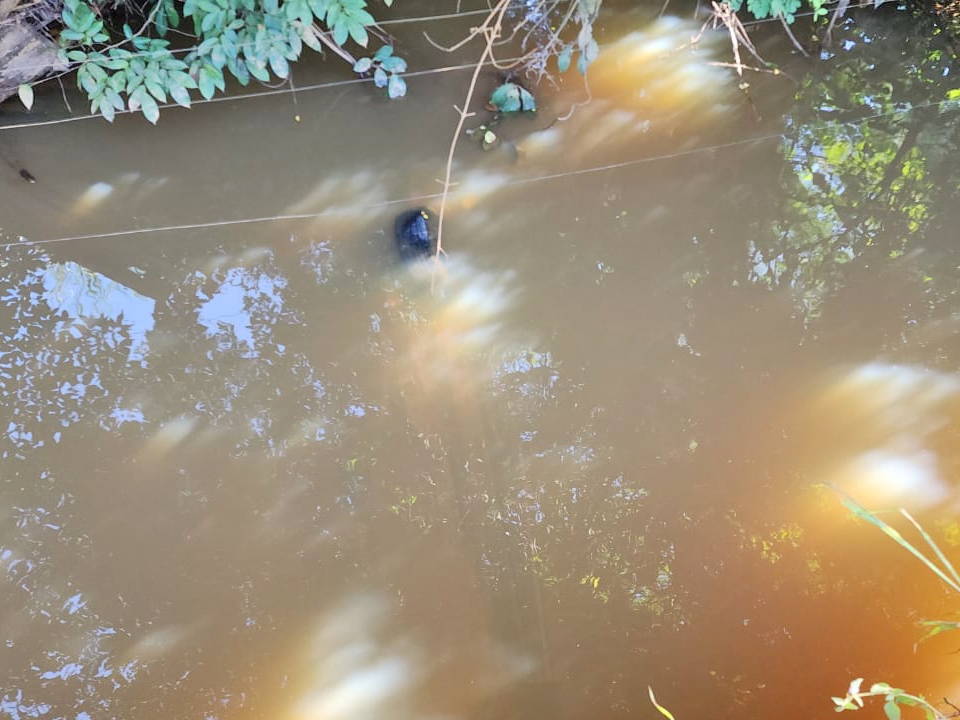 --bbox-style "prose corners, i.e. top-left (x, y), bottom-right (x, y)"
top-left (394, 207), bottom-right (437, 260)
